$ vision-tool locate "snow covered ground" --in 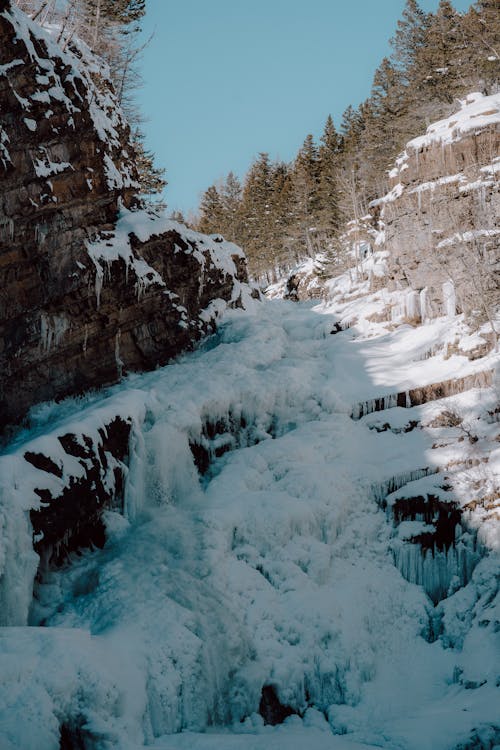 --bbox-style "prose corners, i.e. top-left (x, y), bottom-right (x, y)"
top-left (0, 264), bottom-right (499, 749)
